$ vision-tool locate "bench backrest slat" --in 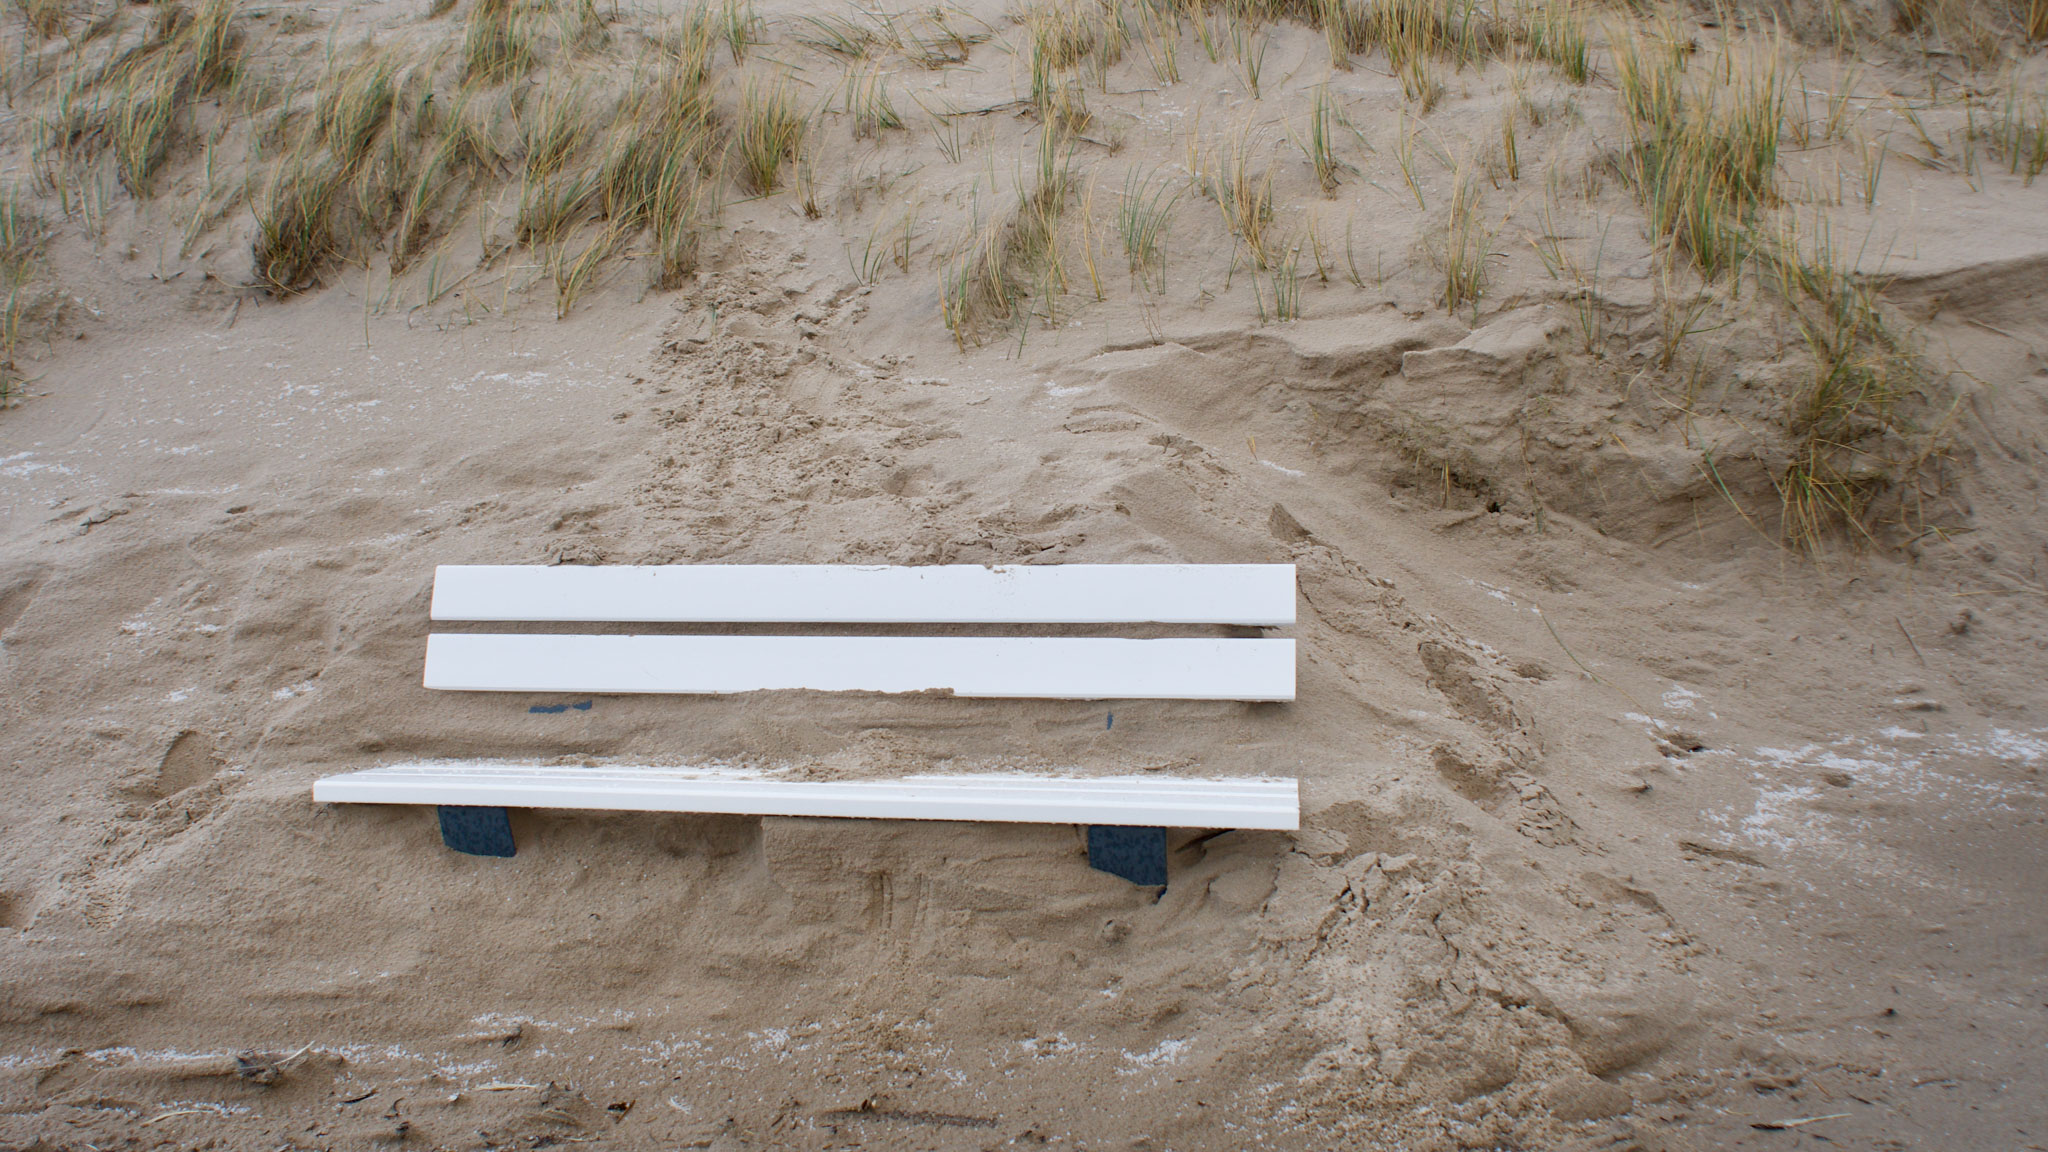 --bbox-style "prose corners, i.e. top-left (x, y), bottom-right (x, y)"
top-left (431, 564), bottom-right (1296, 626)
top-left (424, 634), bottom-right (1295, 701)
